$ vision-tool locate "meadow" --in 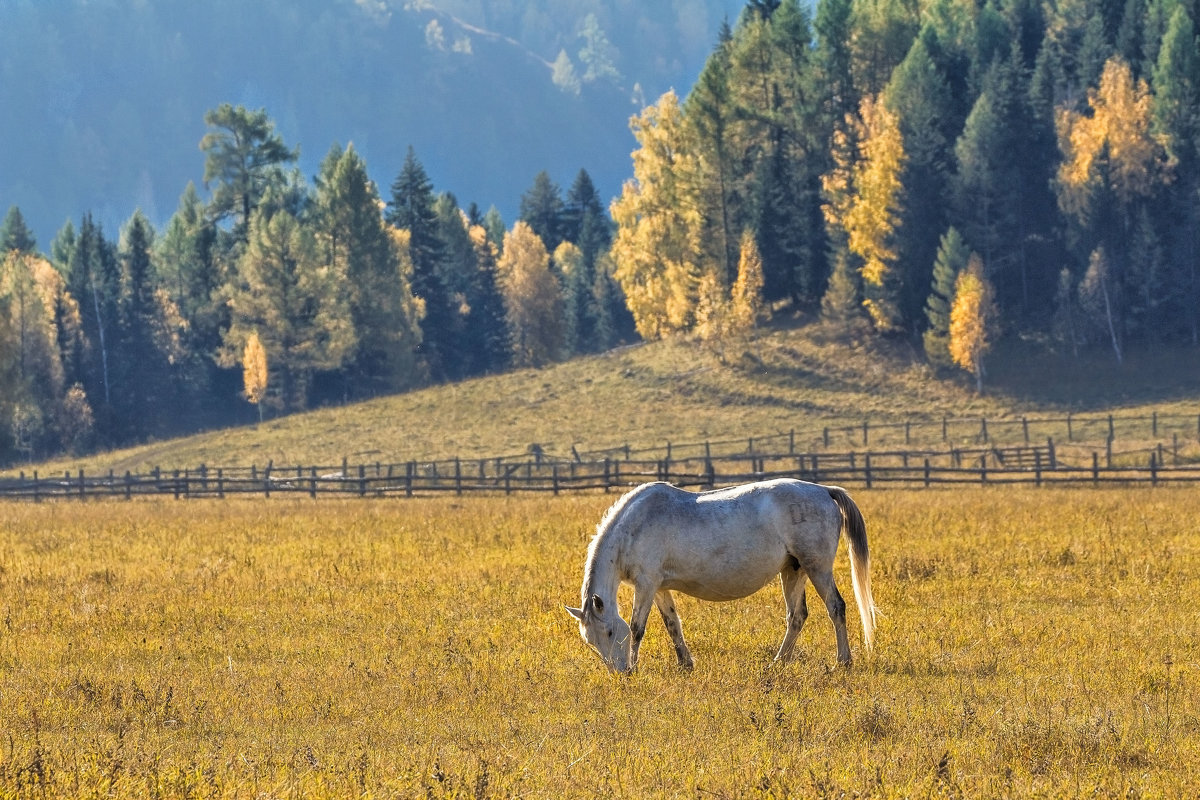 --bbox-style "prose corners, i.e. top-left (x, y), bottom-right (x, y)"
top-left (1, 488), bottom-right (1197, 798)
